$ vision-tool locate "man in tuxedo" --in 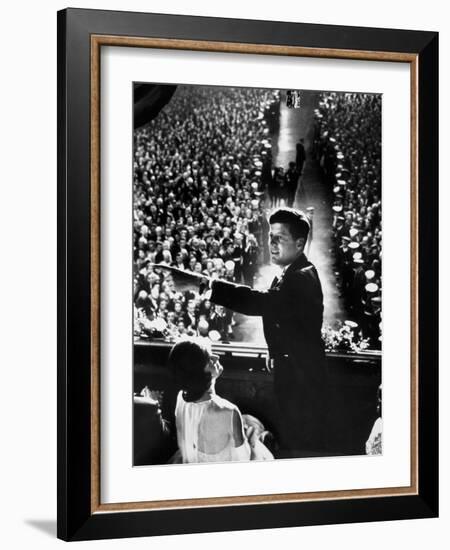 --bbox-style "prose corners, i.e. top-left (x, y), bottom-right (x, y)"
top-left (182, 299), bottom-right (198, 330)
top-left (295, 138), bottom-right (306, 175)
top-left (158, 208), bottom-right (329, 458)
top-left (209, 208), bottom-right (328, 457)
